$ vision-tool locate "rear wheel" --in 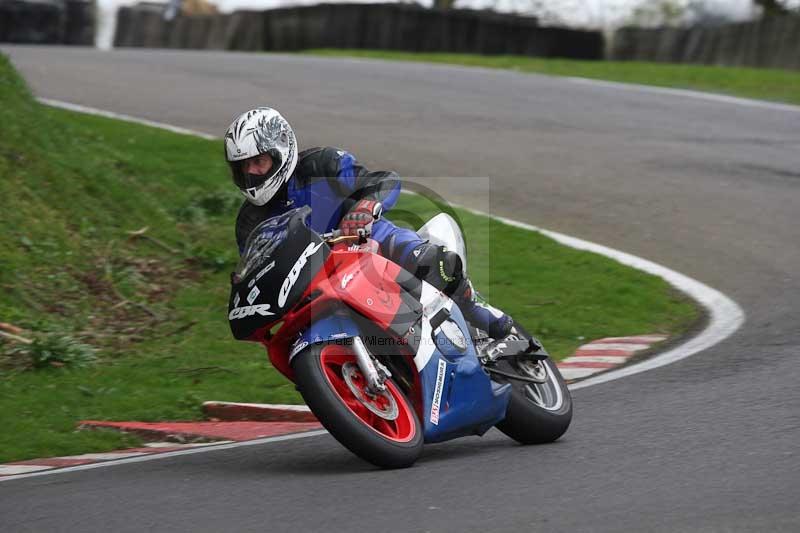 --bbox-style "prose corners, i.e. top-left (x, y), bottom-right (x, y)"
top-left (292, 343), bottom-right (423, 468)
top-left (491, 327), bottom-right (572, 444)
top-left (494, 356), bottom-right (572, 444)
